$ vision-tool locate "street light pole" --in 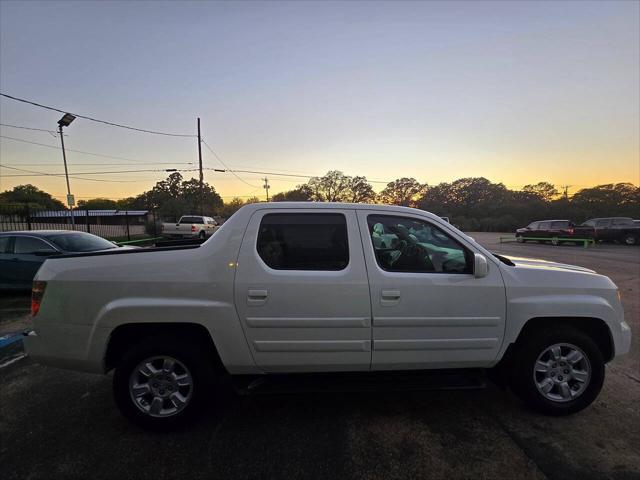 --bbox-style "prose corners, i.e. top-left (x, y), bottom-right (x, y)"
top-left (263, 177), bottom-right (270, 201)
top-left (57, 113), bottom-right (76, 228)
